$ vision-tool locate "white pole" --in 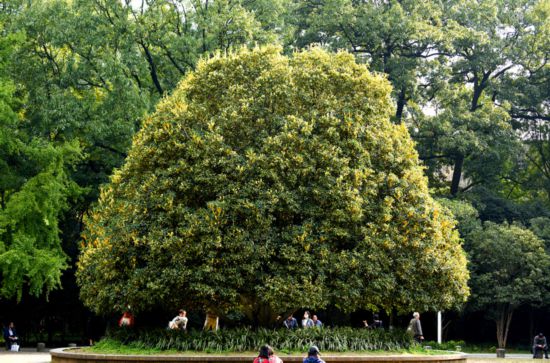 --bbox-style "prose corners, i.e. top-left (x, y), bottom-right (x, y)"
top-left (437, 311), bottom-right (442, 344)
